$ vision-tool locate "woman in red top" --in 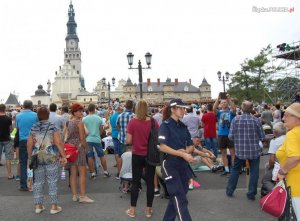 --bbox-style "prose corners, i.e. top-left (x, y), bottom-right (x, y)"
top-left (125, 100), bottom-right (159, 218)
